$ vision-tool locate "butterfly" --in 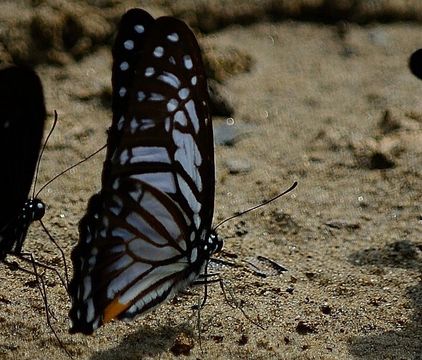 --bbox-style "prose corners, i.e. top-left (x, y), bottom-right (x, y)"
top-left (0, 65), bottom-right (47, 261)
top-left (409, 48), bottom-right (422, 80)
top-left (69, 8), bottom-right (222, 334)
